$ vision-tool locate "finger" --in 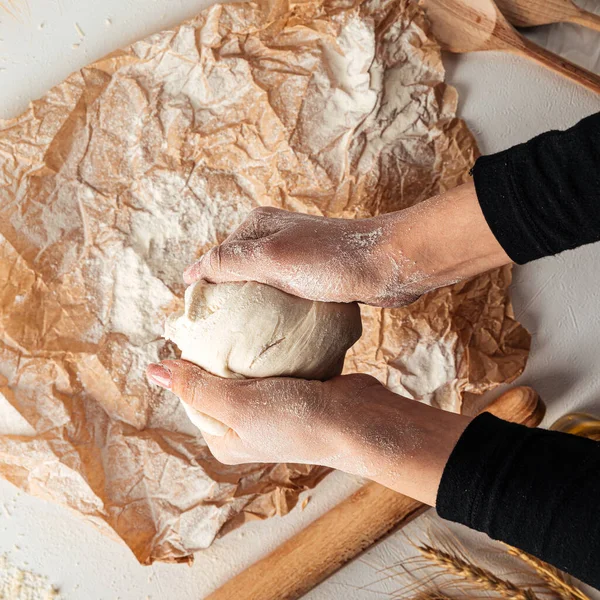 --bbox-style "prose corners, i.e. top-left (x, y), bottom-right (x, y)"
top-left (183, 240), bottom-right (267, 285)
top-left (222, 214), bottom-right (269, 243)
top-left (221, 217), bottom-right (261, 244)
top-left (146, 360), bottom-right (237, 425)
top-left (224, 207), bottom-right (287, 242)
top-left (184, 207), bottom-right (293, 284)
